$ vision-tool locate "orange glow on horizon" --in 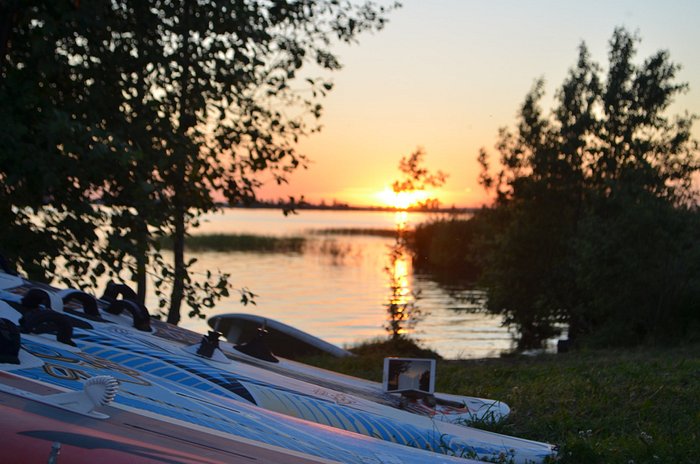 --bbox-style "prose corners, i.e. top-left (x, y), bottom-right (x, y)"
top-left (375, 187), bottom-right (433, 210)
